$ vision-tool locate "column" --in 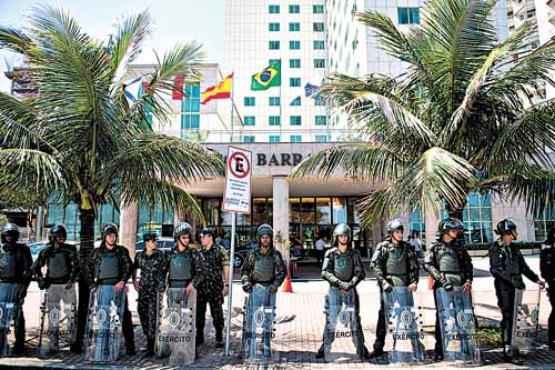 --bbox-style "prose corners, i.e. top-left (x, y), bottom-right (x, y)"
top-left (119, 201), bottom-right (138, 258)
top-left (424, 206), bottom-right (440, 247)
top-left (272, 176), bottom-right (290, 260)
